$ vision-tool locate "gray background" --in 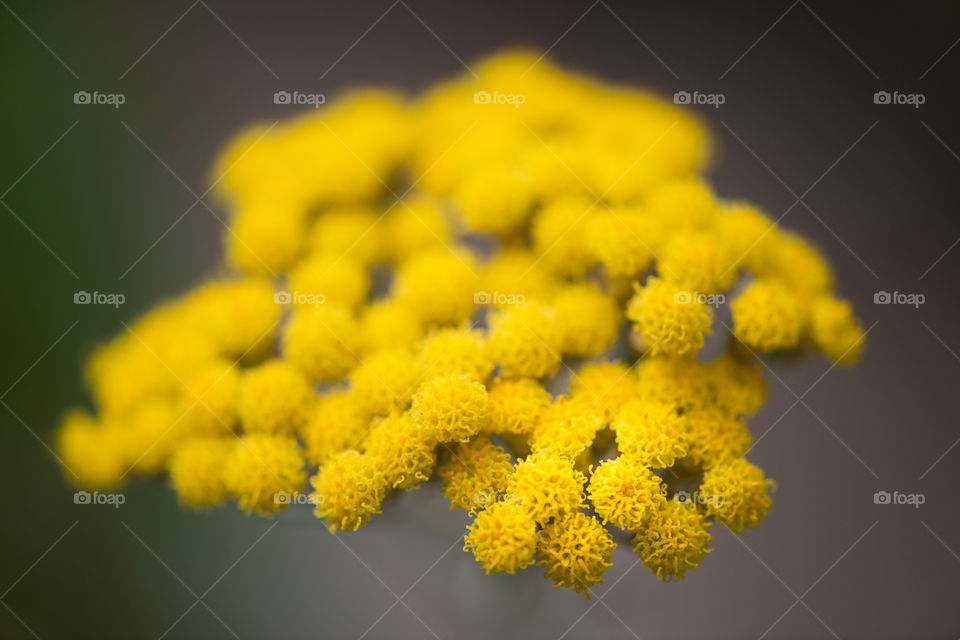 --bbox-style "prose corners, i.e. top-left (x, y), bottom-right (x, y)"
top-left (1, 1), bottom-right (959, 638)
